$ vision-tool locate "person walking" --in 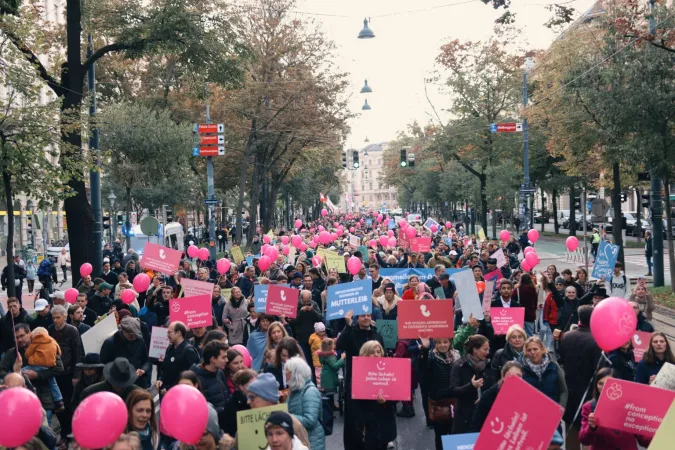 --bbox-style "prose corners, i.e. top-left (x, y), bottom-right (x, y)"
top-left (520, 337), bottom-right (567, 409)
top-left (285, 356), bottom-right (325, 450)
top-left (57, 248), bottom-right (70, 282)
top-left (156, 321), bottom-right (201, 392)
top-left (644, 230), bottom-right (653, 276)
